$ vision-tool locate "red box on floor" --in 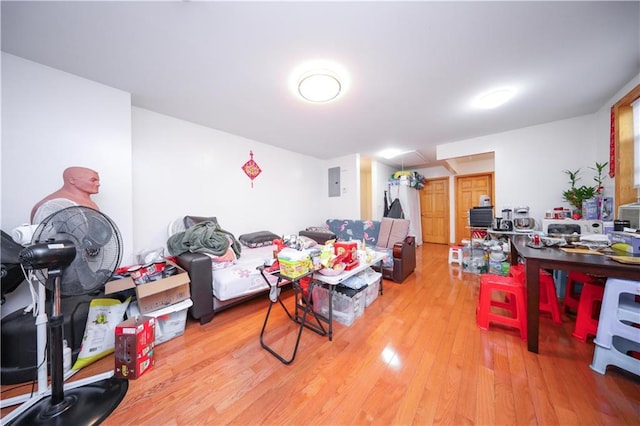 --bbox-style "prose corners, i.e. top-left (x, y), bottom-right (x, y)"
top-left (114, 316), bottom-right (155, 379)
top-left (334, 241), bottom-right (358, 263)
